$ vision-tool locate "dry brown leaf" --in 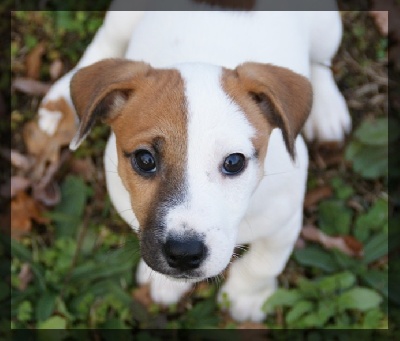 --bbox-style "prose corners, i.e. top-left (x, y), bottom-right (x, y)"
top-left (304, 185), bottom-right (333, 208)
top-left (33, 181), bottom-right (61, 207)
top-left (25, 42), bottom-right (46, 79)
top-left (49, 59), bottom-right (64, 80)
top-left (369, 11), bottom-right (388, 36)
top-left (12, 77), bottom-right (51, 96)
top-left (301, 225), bottom-right (363, 257)
top-left (69, 157), bottom-right (96, 181)
top-left (18, 263), bottom-right (33, 291)
top-left (9, 149), bottom-right (35, 171)
top-left (132, 284), bottom-right (153, 308)
top-left (22, 98), bottom-right (76, 187)
top-left (41, 98), bottom-right (77, 146)
top-left (11, 191), bottom-right (49, 239)
top-left (0, 176), bottom-right (31, 198)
